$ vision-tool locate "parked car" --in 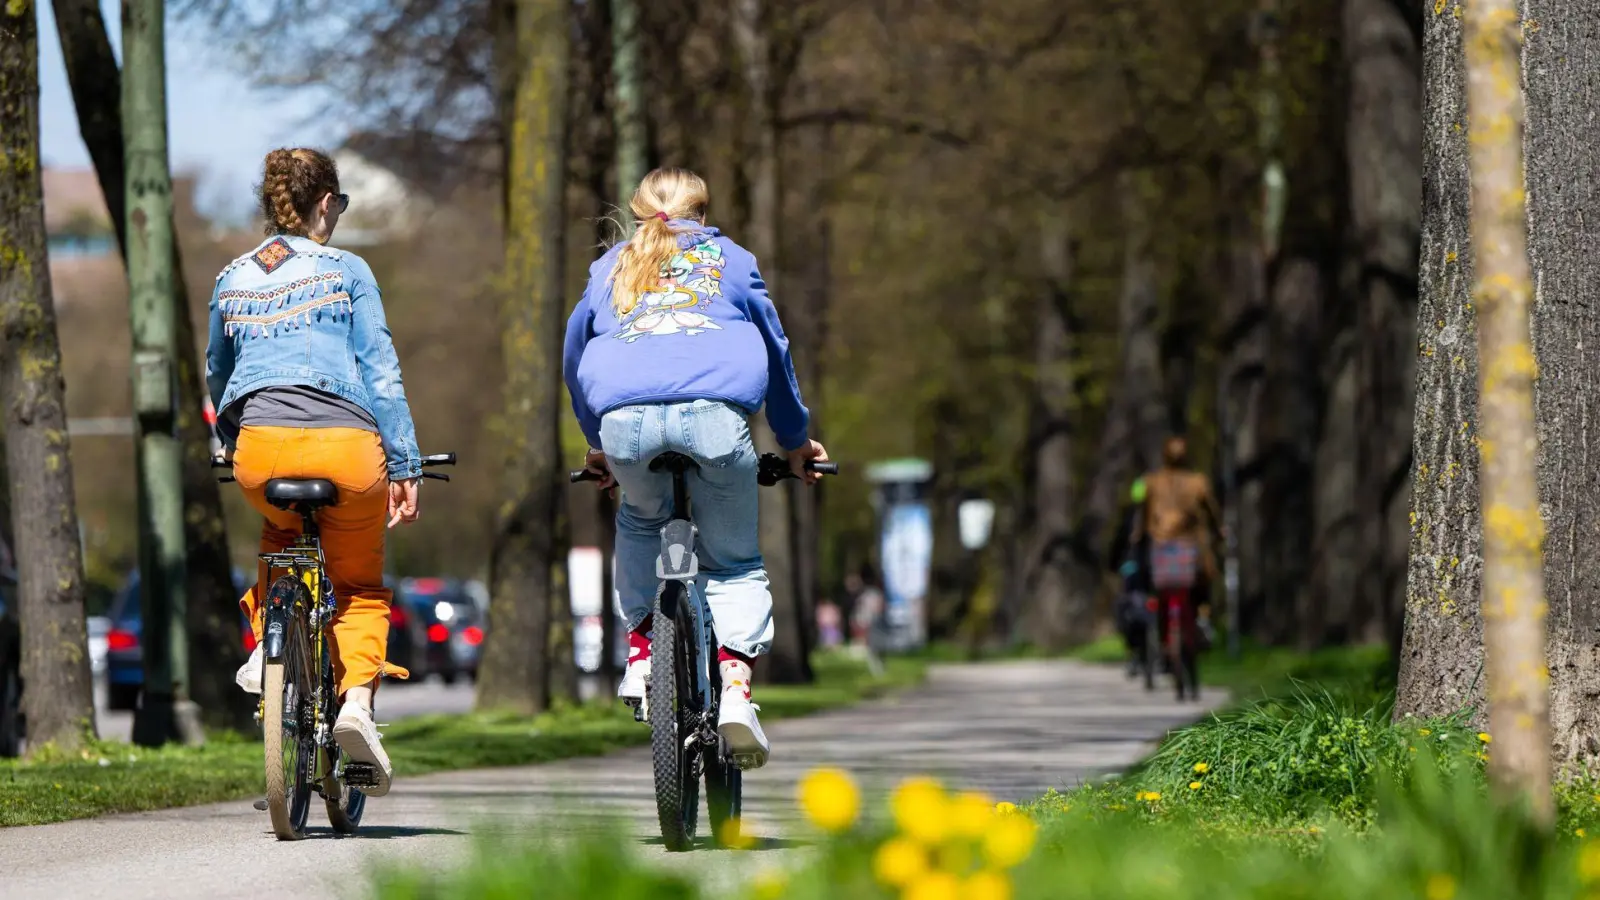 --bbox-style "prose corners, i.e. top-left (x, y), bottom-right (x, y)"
top-left (385, 574), bottom-right (423, 683)
top-left (105, 568), bottom-right (250, 711)
top-left (0, 559), bottom-right (20, 757)
top-left (399, 577), bottom-right (484, 684)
